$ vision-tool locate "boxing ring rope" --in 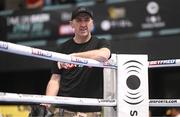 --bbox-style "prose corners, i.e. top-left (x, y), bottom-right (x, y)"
top-left (0, 40), bottom-right (180, 116)
top-left (0, 92), bottom-right (179, 107)
top-left (0, 92), bottom-right (116, 107)
top-left (0, 41), bottom-right (180, 69)
top-left (0, 41), bottom-right (116, 69)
